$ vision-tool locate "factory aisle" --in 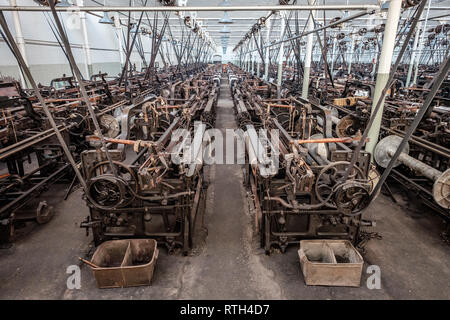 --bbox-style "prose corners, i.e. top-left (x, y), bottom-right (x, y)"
top-left (176, 76), bottom-right (284, 299)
